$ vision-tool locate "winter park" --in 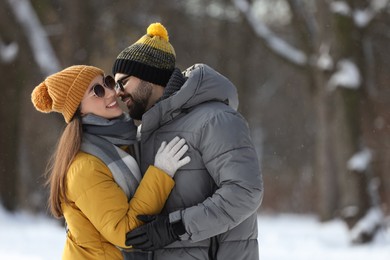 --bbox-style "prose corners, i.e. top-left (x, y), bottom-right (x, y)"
top-left (1, 0), bottom-right (390, 259)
